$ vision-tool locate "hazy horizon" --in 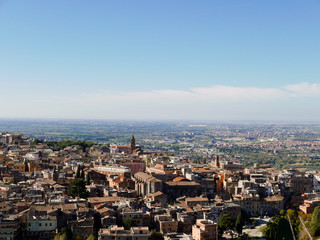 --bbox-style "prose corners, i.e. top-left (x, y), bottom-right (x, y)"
top-left (1, 118), bottom-right (320, 125)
